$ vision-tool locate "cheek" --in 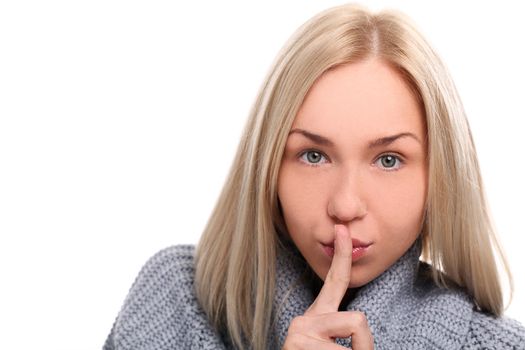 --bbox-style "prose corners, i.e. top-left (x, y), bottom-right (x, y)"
top-left (277, 165), bottom-right (329, 234)
top-left (371, 170), bottom-right (427, 239)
